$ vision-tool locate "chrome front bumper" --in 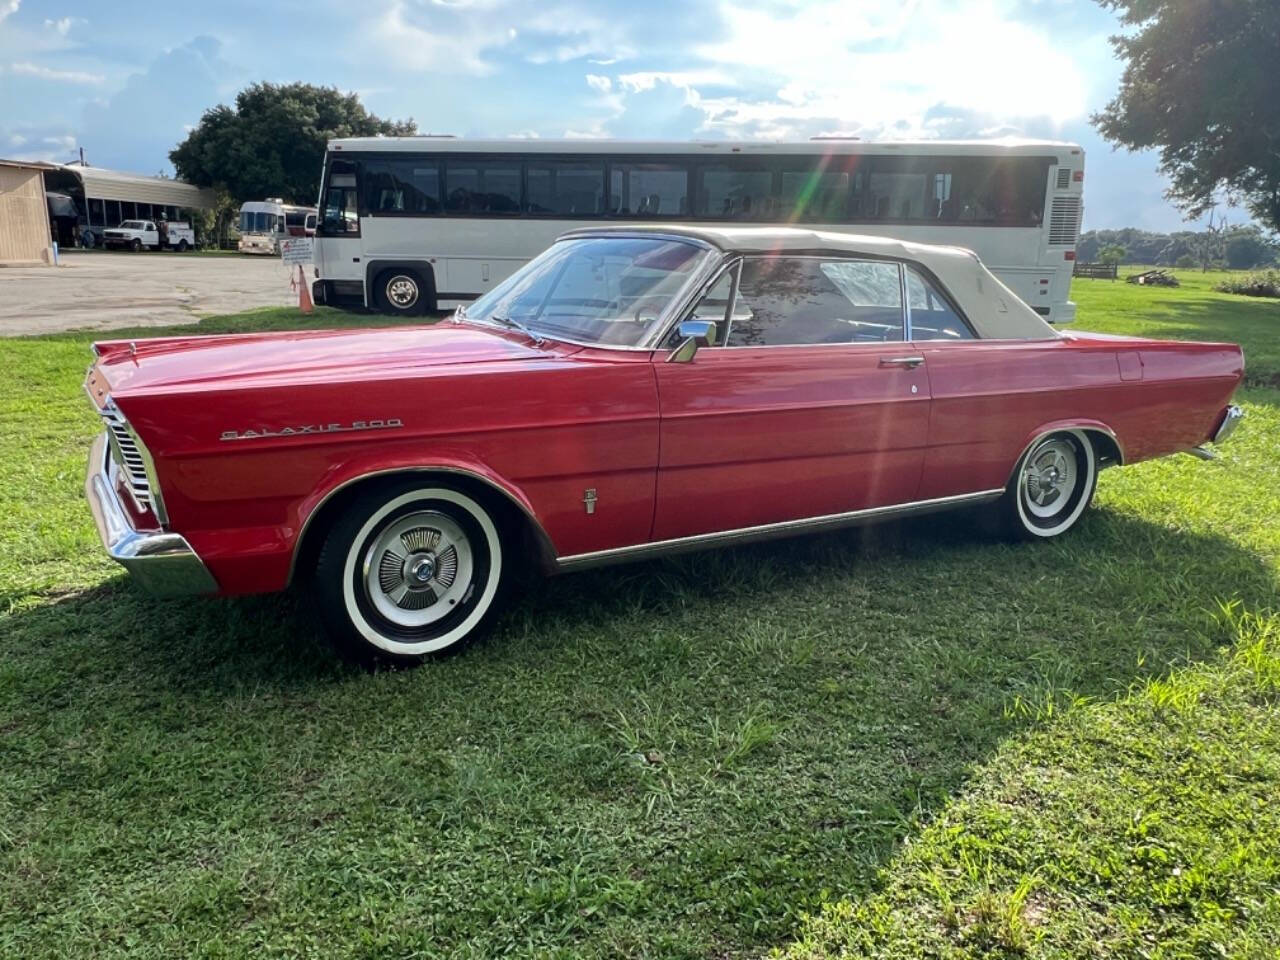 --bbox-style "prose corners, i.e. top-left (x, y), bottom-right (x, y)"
top-left (85, 432), bottom-right (217, 596)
